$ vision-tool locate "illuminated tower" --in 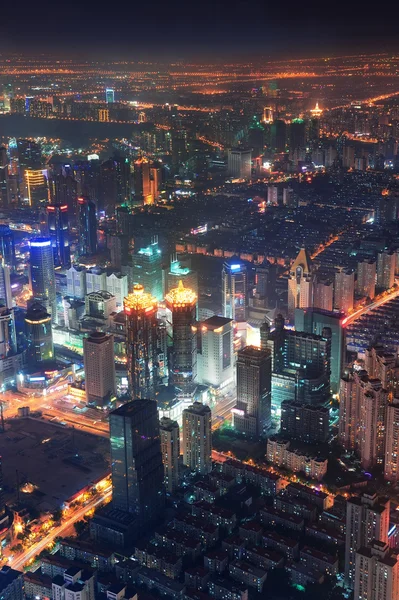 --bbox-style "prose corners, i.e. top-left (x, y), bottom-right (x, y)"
top-left (124, 284), bottom-right (158, 399)
top-left (165, 280), bottom-right (197, 393)
top-left (29, 238), bottom-right (56, 318)
top-left (132, 238), bottom-right (163, 301)
top-left (134, 156), bottom-right (153, 205)
top-left (77, 196), bottom-right (97, 256)
top-left (46, 203), bottom-right (70, 267)
top-left (25, 302), bottom-right (53, 364)
top-left (24, 169), bottom-right (48, 208)
top-left (222, 260), bottom-right (248, 322)
top-left (0, 225), bottom-right (15, 270)
top-left (105, 88), bottom-right (115, 104)
top-left (287, 247), bottom-right (314, 319)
